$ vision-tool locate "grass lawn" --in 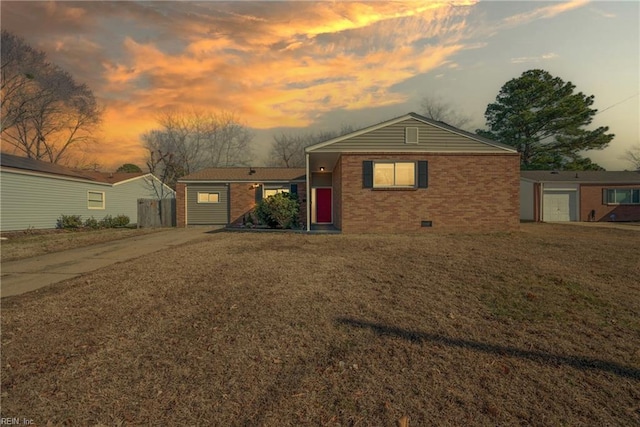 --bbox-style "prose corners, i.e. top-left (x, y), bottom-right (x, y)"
top-left (1, 224), bottom-right (639, 425)
top-left (0, 227), bottom-right (162, 262)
